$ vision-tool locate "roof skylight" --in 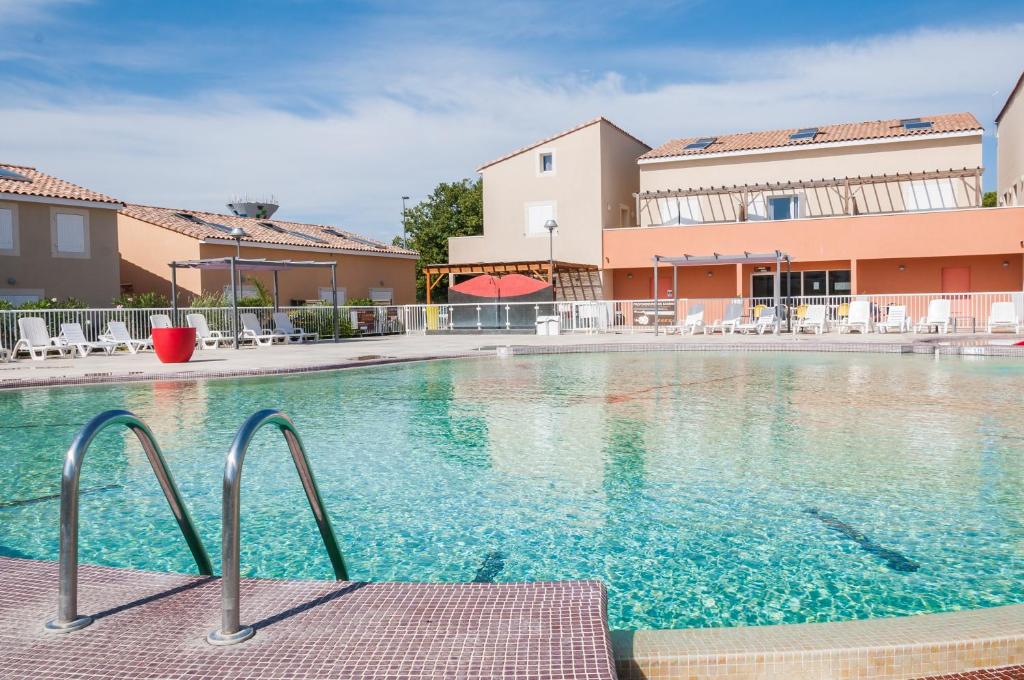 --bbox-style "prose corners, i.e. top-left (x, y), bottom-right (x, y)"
top-left (900, 118), bottom-right (933, 130)
top-left (789, 127), bottom-right (819, 140)
top-left (175, 212), bottom-right (233, 234)
top-left (0, 168), bottom-right (31, 182)
top-left (684, 137), bottom-right (717, 150)
top-left (260, 221), bottom-right (286, 233)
